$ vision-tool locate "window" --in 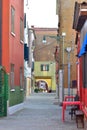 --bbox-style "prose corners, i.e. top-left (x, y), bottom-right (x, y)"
top-left (20, 18), bottom-right (24, 42)
top-left (10, 64), bottom-right (14, 89)
top-left (41, 64), bottom-right (49, 71)
top-left (11, 6), bottom-right (15, 34)
top-left (20, 67), bottom-right (23, 88)
top-left (24, 13), bottom-right (26, 28)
